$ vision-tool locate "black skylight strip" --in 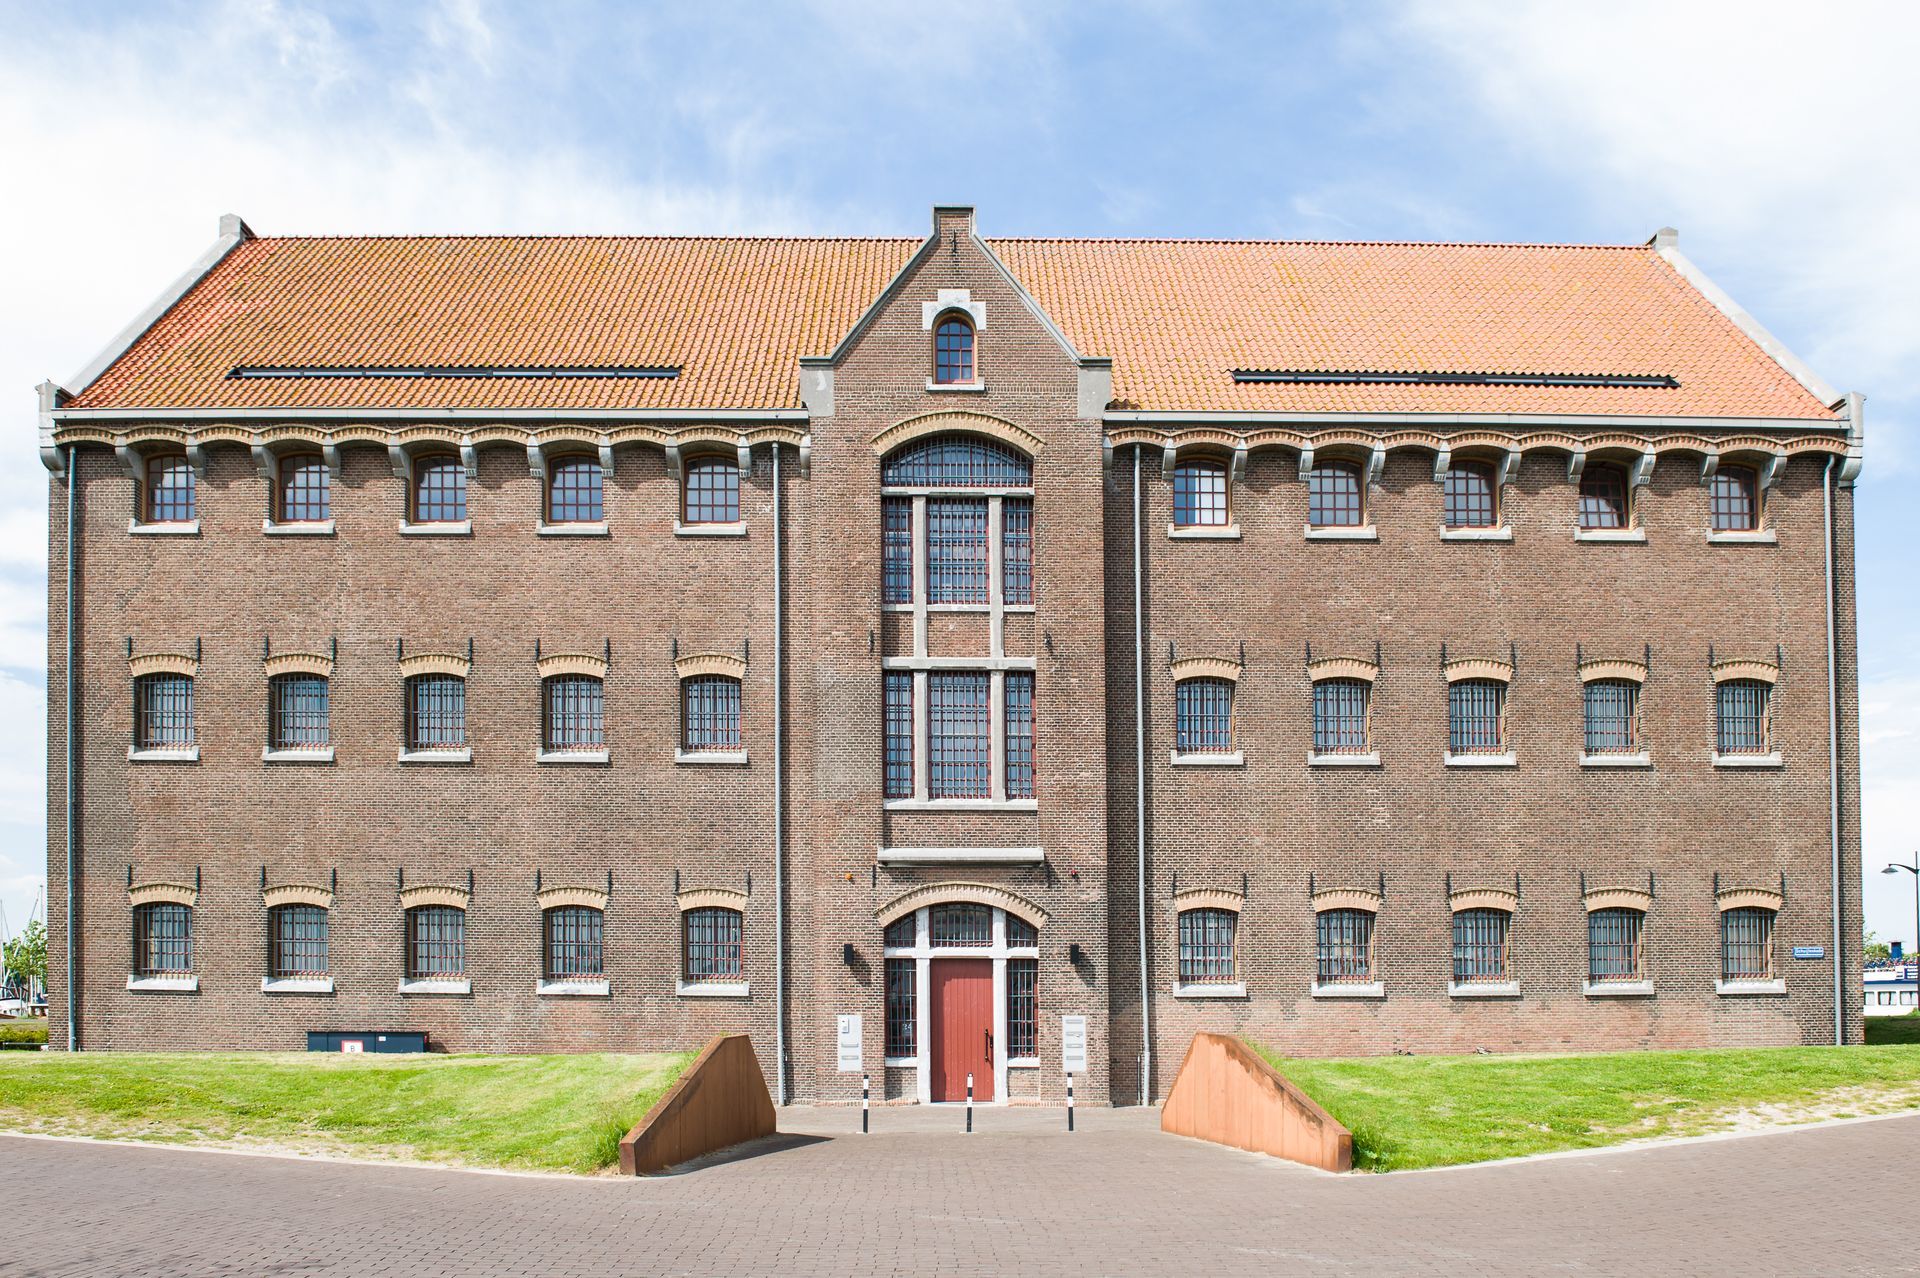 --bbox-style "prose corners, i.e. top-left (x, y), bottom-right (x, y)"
top-left (1232, 369), bottom-right (1679, 389)
top-left (227, 365), bottom-right (680, 380)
